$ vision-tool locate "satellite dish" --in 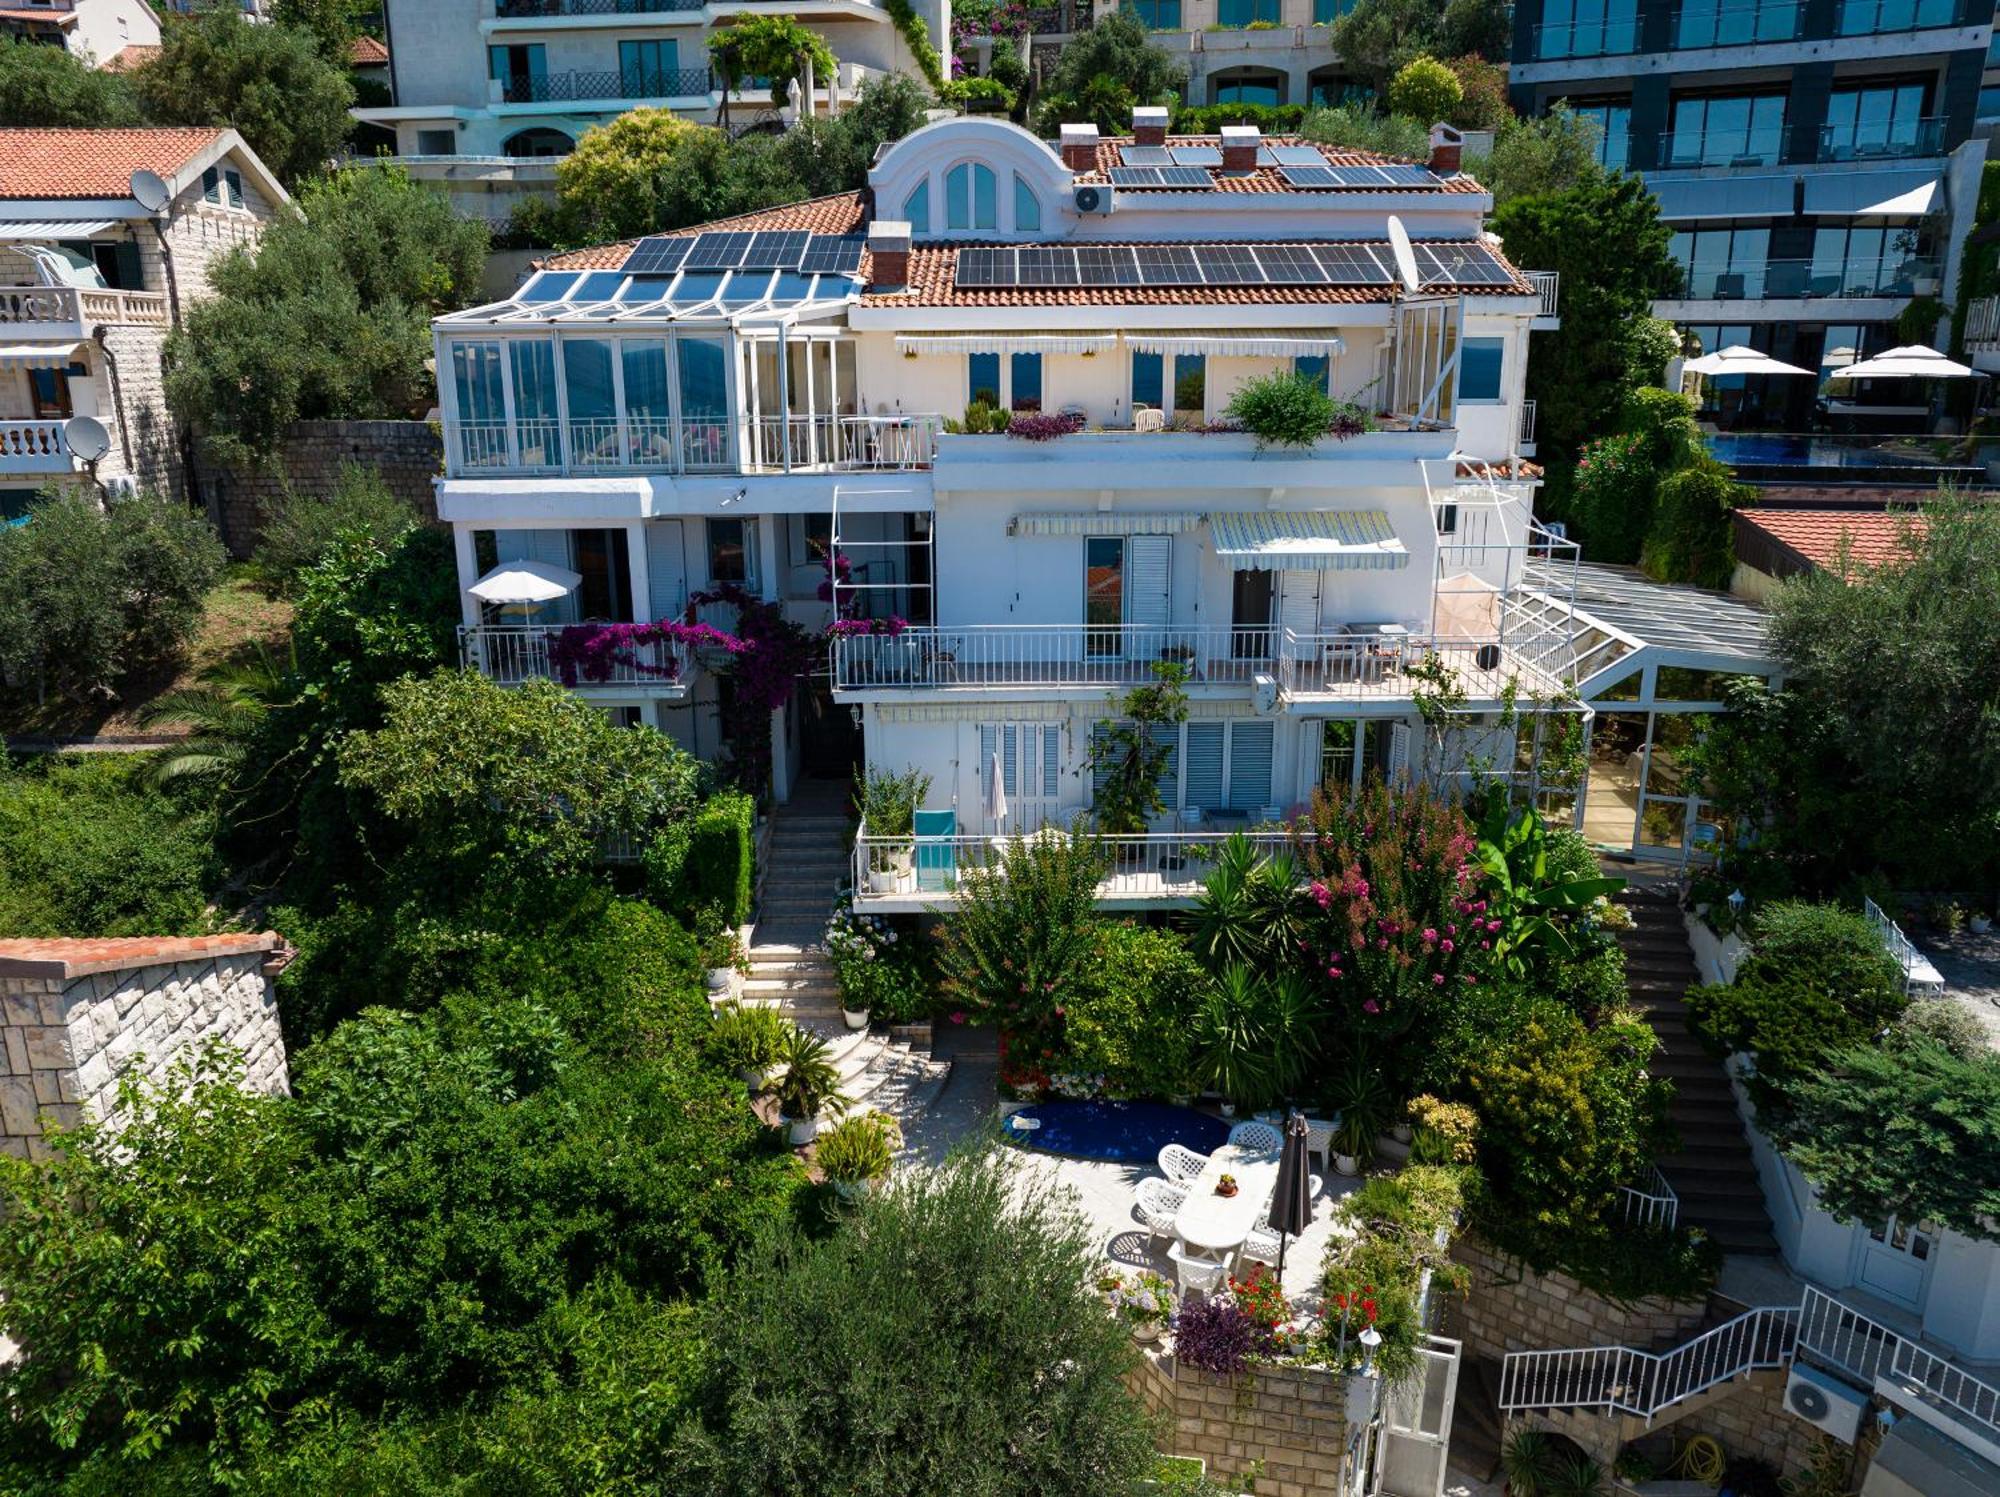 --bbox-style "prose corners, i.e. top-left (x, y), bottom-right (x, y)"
top-left (1387, 215), bottom-right (1423, 294)
top-left (64, 416), bottom-right (112, 465)
top-left (129, 169), bottom-right (170, 214)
